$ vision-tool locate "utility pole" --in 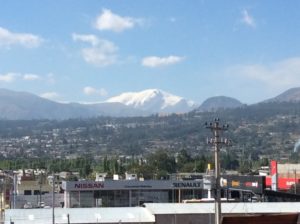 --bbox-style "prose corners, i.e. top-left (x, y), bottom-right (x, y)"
top-left (294, 169), bottom-right (297, 195)
top-left (13, 174), bottom-right (17, 209)
top-left (39, 174), bottom-right (42, 207)
top-left (52, 173), bottom-right (55, 224)
top-left (205, 118), bottom-right (230, 224)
